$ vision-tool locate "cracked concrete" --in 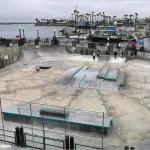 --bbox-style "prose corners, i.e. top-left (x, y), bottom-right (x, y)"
top-left (1, 47), bottom-right (150, 149)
